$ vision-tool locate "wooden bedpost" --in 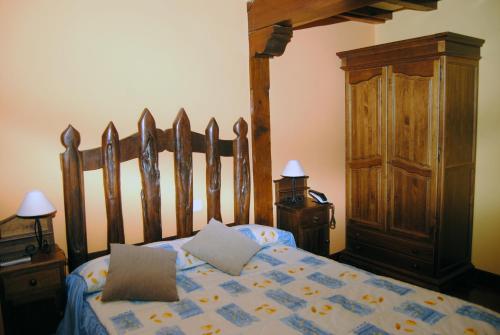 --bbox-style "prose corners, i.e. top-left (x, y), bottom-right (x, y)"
top-left (61, 125), bottom-right (88, 272)
top-left (138, 109), bottom-right (162, 243)
top-left (248, 23), bottom-right (293, 226)
top-left (102, 122), bottom-right (125, 250)
top-left (205, 118), bottom-right (222, 223)
top-left (233, 118), bottom-right (251, 225)
top-left (173, 109), bottom-right (194, 237)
